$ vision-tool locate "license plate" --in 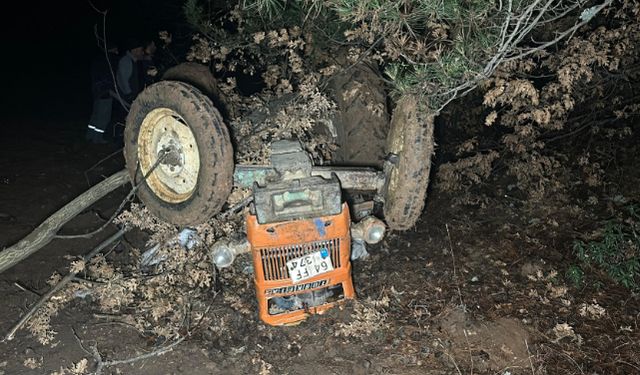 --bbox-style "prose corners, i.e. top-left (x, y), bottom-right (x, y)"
top-left (286, 249), bottom-right (334, 283)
